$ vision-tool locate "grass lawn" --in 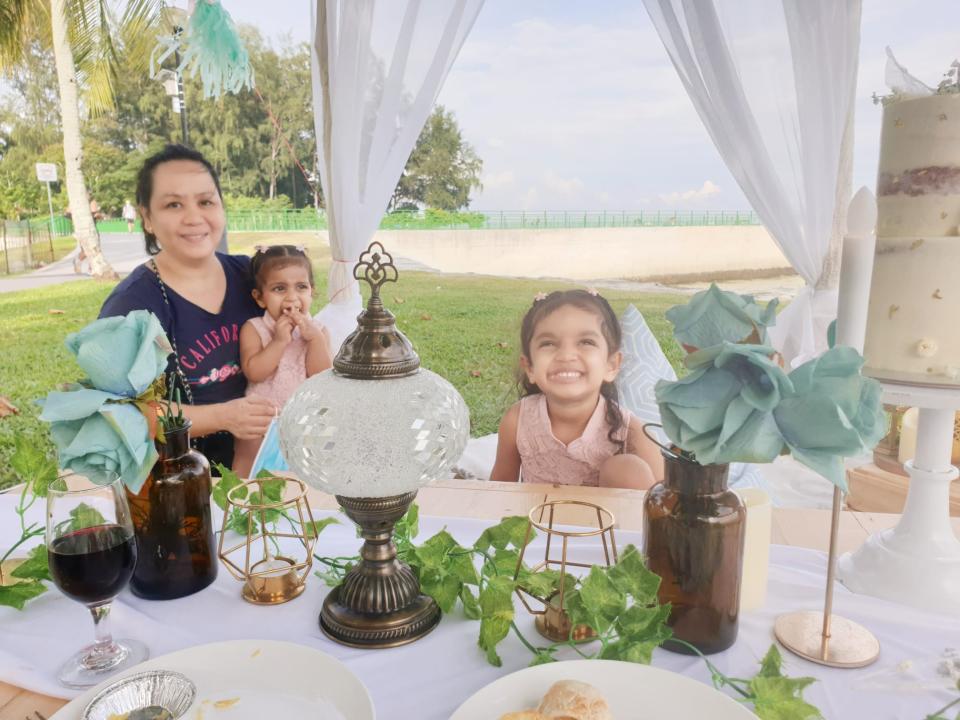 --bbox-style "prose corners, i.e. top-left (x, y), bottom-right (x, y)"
top-left (0, 235), bottom-right (77, 276)
top-left (0, 240), bottom-right (685, 490)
